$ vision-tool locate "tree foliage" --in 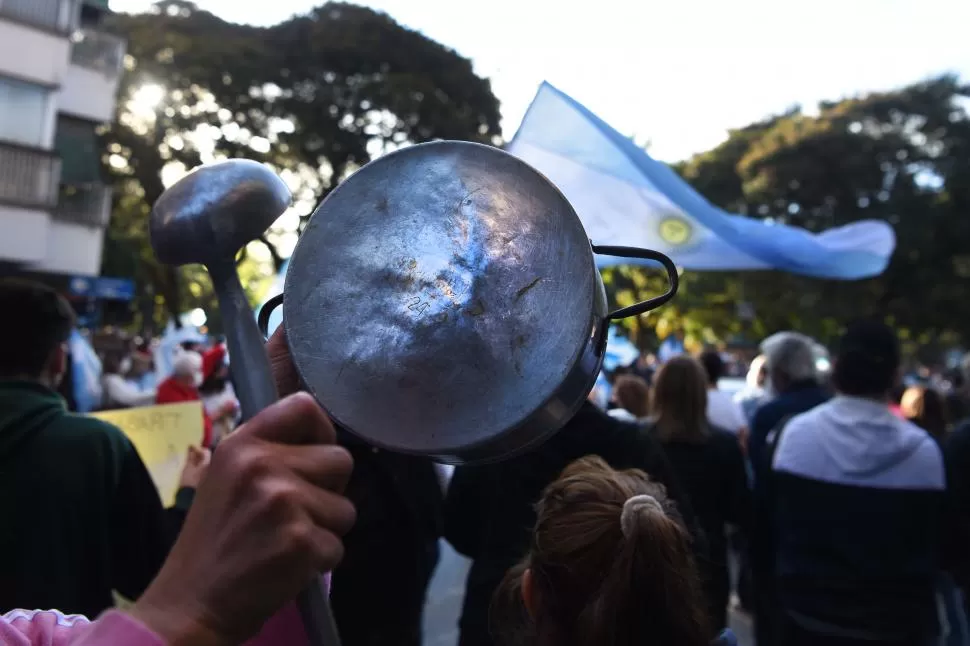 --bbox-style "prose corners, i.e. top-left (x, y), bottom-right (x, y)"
top-left (100, 0), bottom-right (502, 332)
